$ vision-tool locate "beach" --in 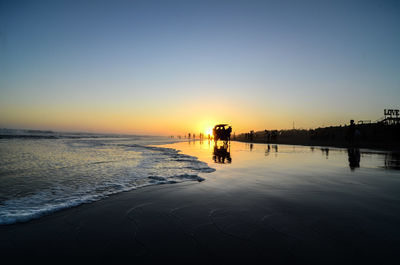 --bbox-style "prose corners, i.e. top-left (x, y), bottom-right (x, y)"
top-left (1, 140), bottom-right (400, 264)
top-left (2, 1), bottom-right (400, 263)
